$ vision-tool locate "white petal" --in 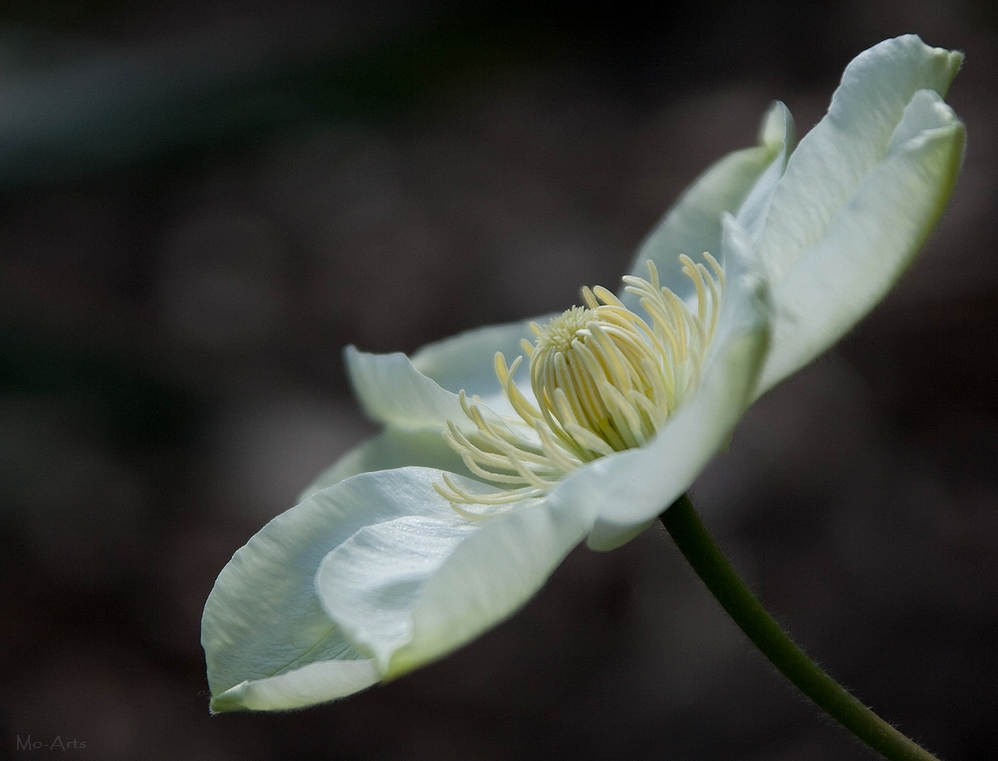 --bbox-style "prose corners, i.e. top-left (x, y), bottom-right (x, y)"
top-left (571, 218), bottom-right (771, 550)
top-left (346, 318), bottom-right (547, 430)
top-left (345, 346), bottom-right (470, 430)
top-left (209, 660), bottom-right (380, 713)
top-left (736, 102), bottom-right (795, 242)
top-left (755, 35), bottom-right (962, 283)
top-left (316, 474), bottom-right (596, 676)
top-left (202, 468), bottom-right (469, 711)
top-left (317, 514), bottom-right (476, 672)
top-left (410, 316), bottom-right (551, 412)
top-left (298, 427), bottom-right (472, 501)
top-left (757, 90), bottom-right (964, 393)
top-left (623, 100), bottom-right (791, 306)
